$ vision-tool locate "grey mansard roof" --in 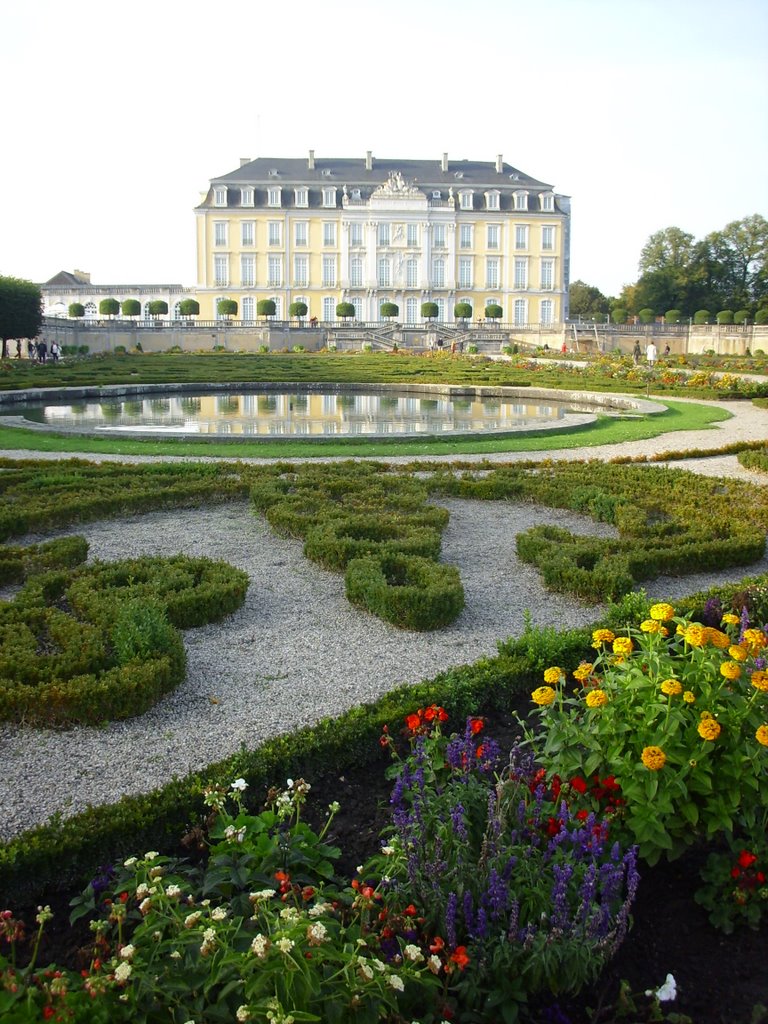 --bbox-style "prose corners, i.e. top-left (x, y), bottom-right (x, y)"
top-left (197, 155), bottom-right (568, 213)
